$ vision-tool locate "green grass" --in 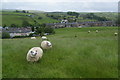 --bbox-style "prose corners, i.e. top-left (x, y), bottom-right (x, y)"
top-left (2, 15), bottom-right (34, 27)
top-left (33, 13), bottom-right (59, 24)
top-left (1, 11), bottom-right (59, 26)
top-left (2, 27), bottom-right (118, 78)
